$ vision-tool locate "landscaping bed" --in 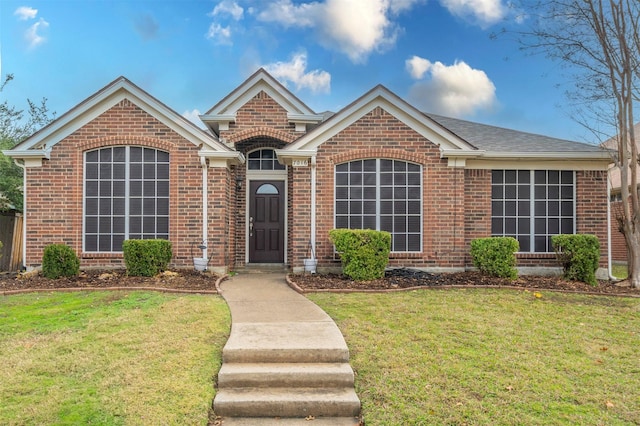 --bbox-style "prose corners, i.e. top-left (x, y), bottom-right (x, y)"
top-left (292, 269), bottom-right (640, 295)
top-left (1, 267), bottom-right (638, 296)
top-left (0, 269), bottom-right (220, 293)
